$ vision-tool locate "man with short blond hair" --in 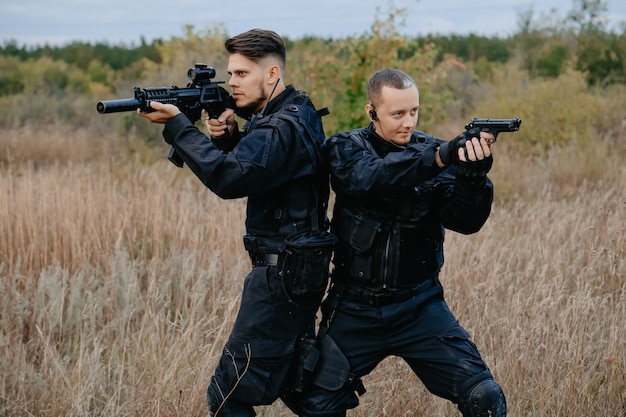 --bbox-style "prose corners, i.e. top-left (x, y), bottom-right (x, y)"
top-left (299, 68), bottom-right (506, 417)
